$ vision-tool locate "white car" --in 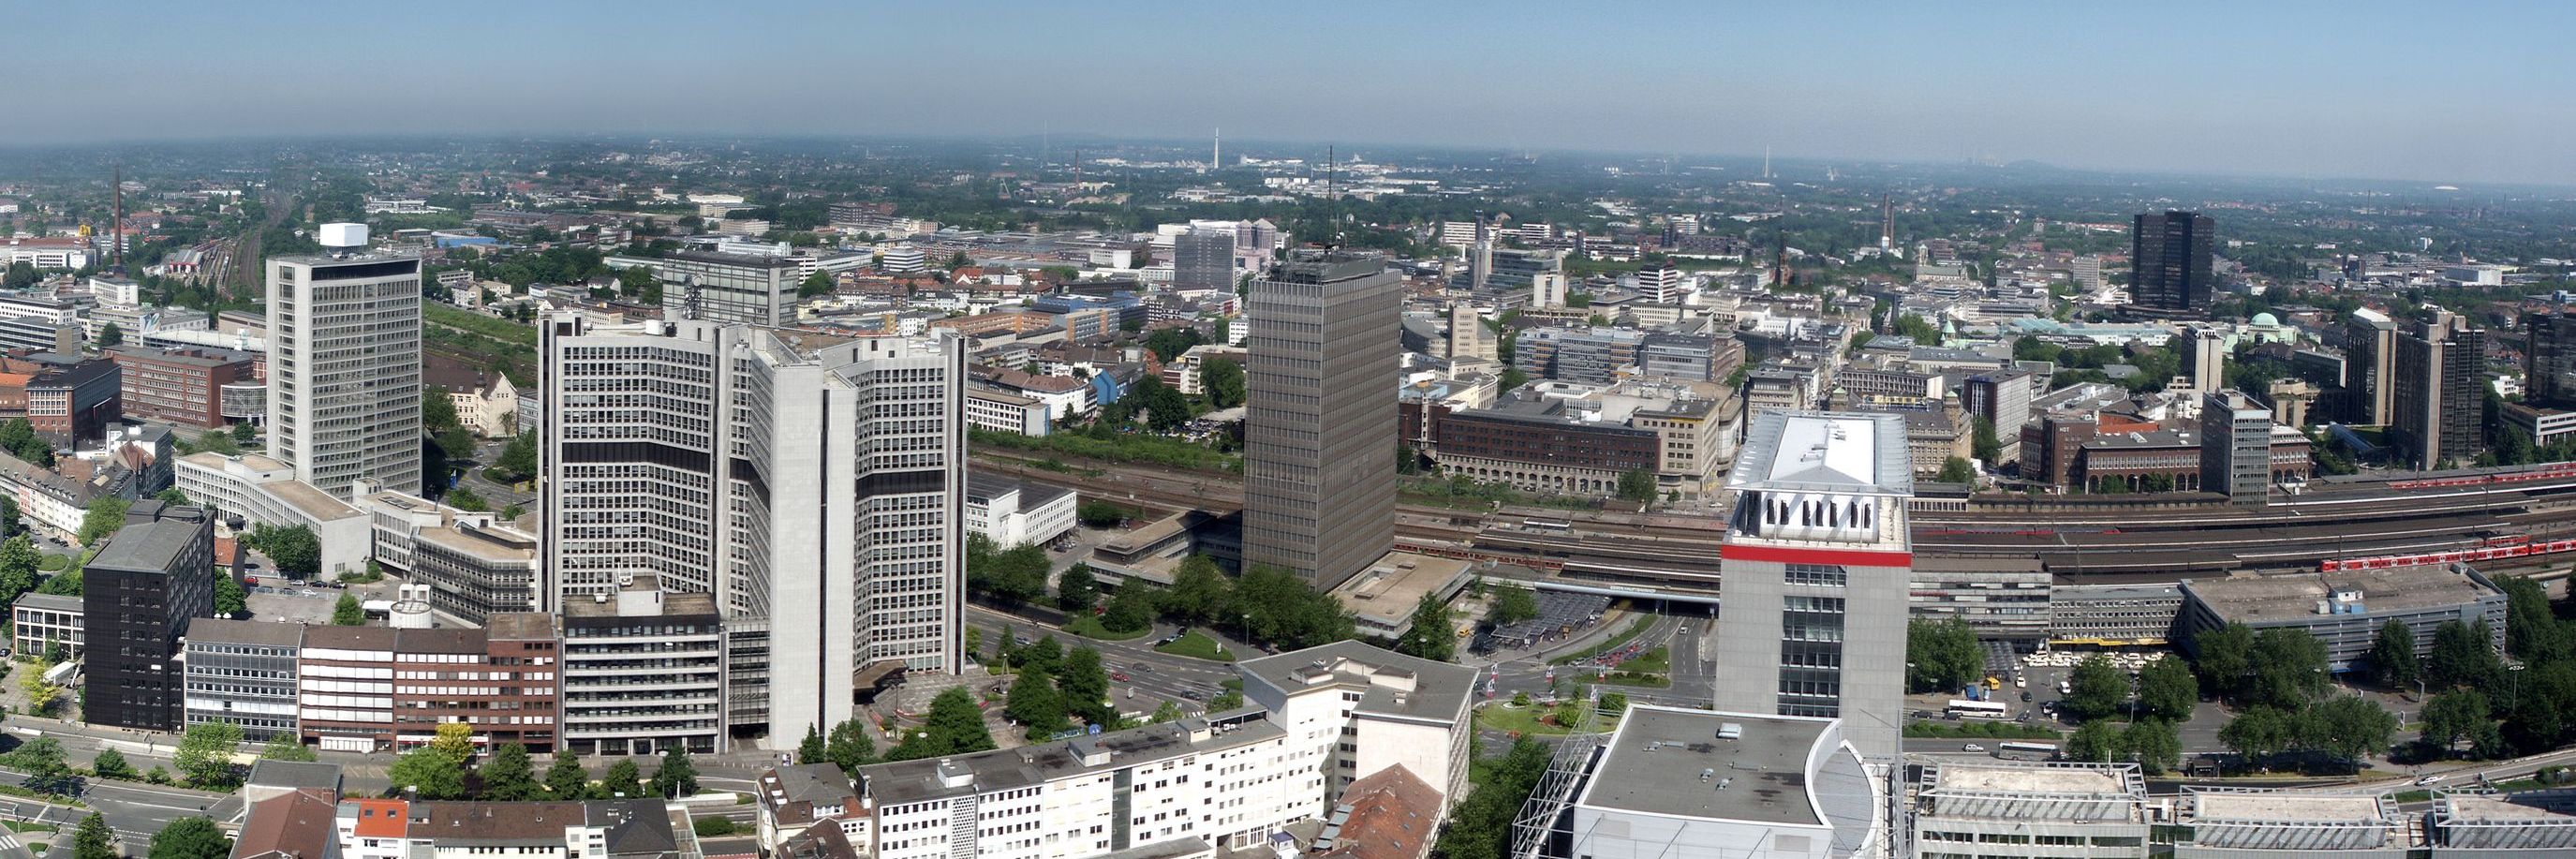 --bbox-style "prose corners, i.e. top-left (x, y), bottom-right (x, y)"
top-left (2417, 774), bottom-right (2448, 785)
top-left (1962, 744), bottom-right (1985, 752)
